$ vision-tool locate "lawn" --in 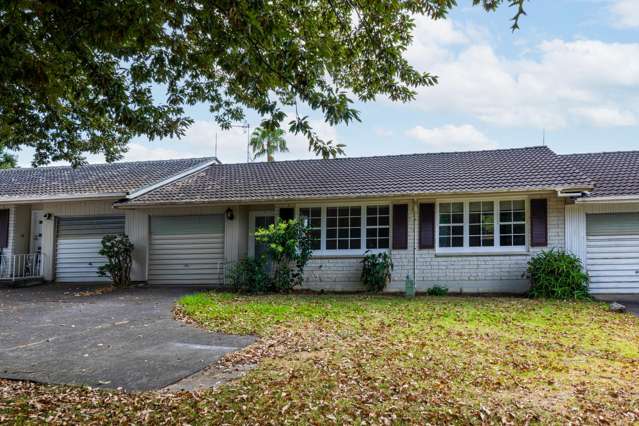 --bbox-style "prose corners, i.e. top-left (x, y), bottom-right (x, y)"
top-left (2, 293), bottom-right (638, 425)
